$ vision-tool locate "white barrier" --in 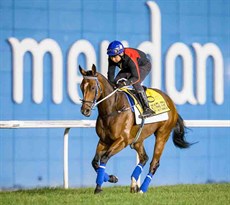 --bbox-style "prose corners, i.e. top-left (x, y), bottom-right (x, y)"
top-left (0, 120), bottom-right (229, 189)
top-left (0, 120), bottom-right (96, 189)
